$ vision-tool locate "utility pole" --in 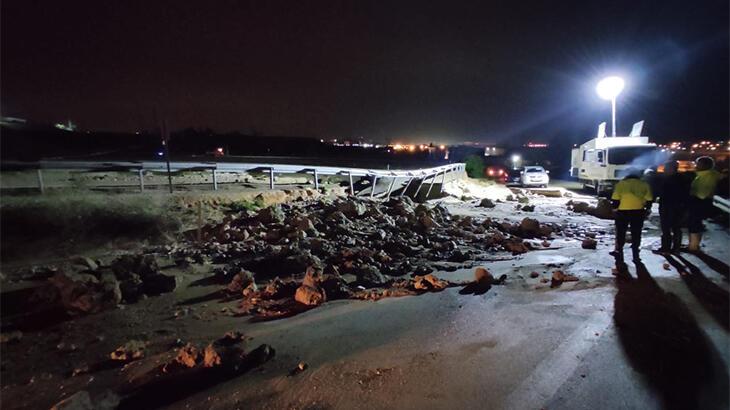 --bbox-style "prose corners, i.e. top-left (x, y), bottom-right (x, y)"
top-left (162, 120), bottom-right (173, 193)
